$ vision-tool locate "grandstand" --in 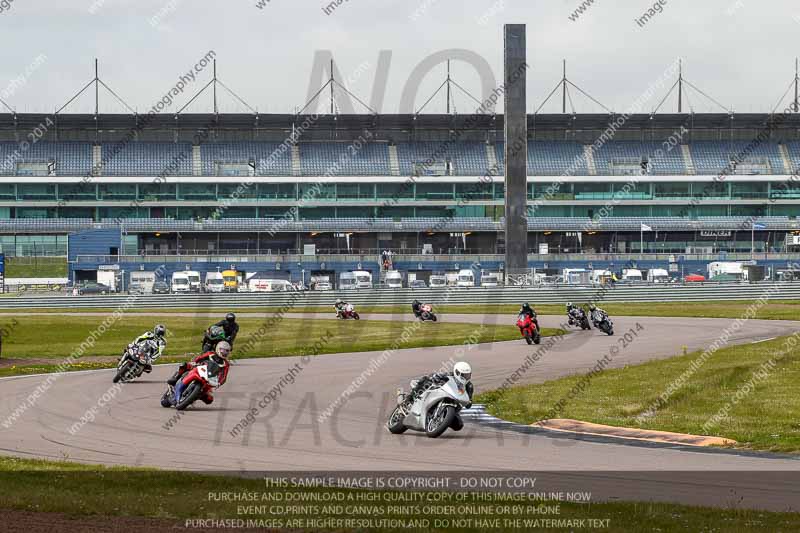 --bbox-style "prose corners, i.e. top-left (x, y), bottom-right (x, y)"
top-left (1, 112), bottom-right (799, 281)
